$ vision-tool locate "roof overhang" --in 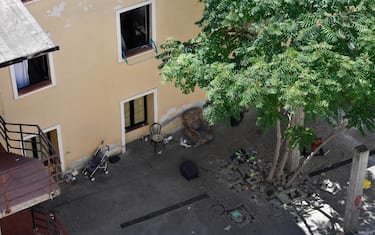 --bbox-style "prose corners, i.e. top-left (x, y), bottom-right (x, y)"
top-left (0, 0), bottom-right (59, 68)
